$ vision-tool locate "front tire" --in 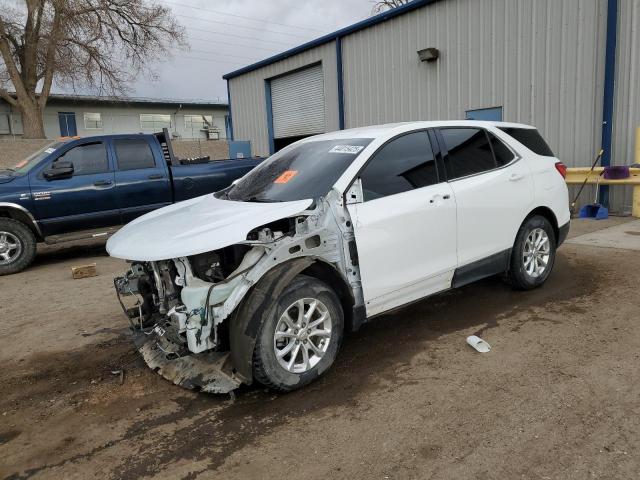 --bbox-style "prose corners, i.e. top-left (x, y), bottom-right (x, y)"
top-left (508, 215), bottom-right (556, 290)
top-left (0, 218), bottom-right (37, 276)
top-left (252, 275), bottom-right (344, 392)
